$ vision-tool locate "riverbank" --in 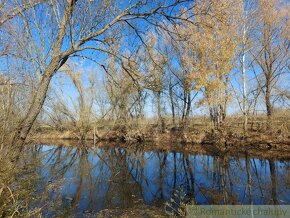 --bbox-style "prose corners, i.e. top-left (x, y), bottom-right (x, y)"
top-left (29, 137), bottom-right (290, 160)
top-left (30, 128), bottom-right (290, 156)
